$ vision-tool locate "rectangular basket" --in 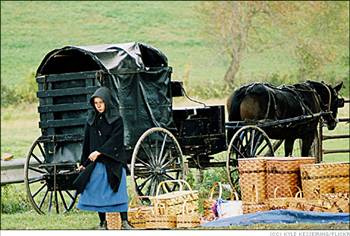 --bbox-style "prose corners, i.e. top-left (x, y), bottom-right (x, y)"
top-left (242, 203), bottom-right (269, 214)
top-left (128, 195), bottom-right (155, 229)
top-left (265, 157), bottom-right (315, 199)
top-left (176, 200), bottom-right (201, 228)
top-left (106, 212), bottom-right (121, 230)
top-left (320, 192), bottom-right (349, 213)
top-left (144, 203), bottom-right (177, 229)
top-left (300, 162), bottom-right (350, 199)
top-left (268, 186), bottom-right (303, 210)
top-left (239, 158), bottom-right (267, 203)
top-left (152, 180), bottom-right (199, 215)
